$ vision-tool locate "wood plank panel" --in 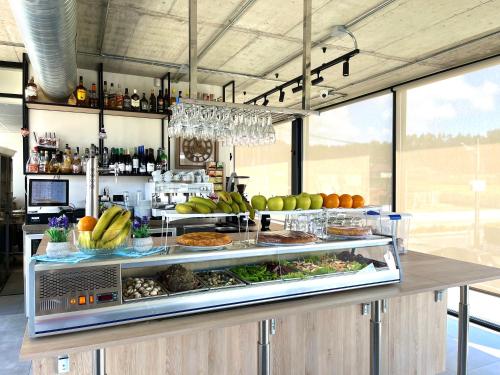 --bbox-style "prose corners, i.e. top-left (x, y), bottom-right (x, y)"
top-left (32, 350), bottom-right (93, 375)
top-left (271, 304), bottom-right (371, 375)
top-left (105, 322), bottom-right (258, 375)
